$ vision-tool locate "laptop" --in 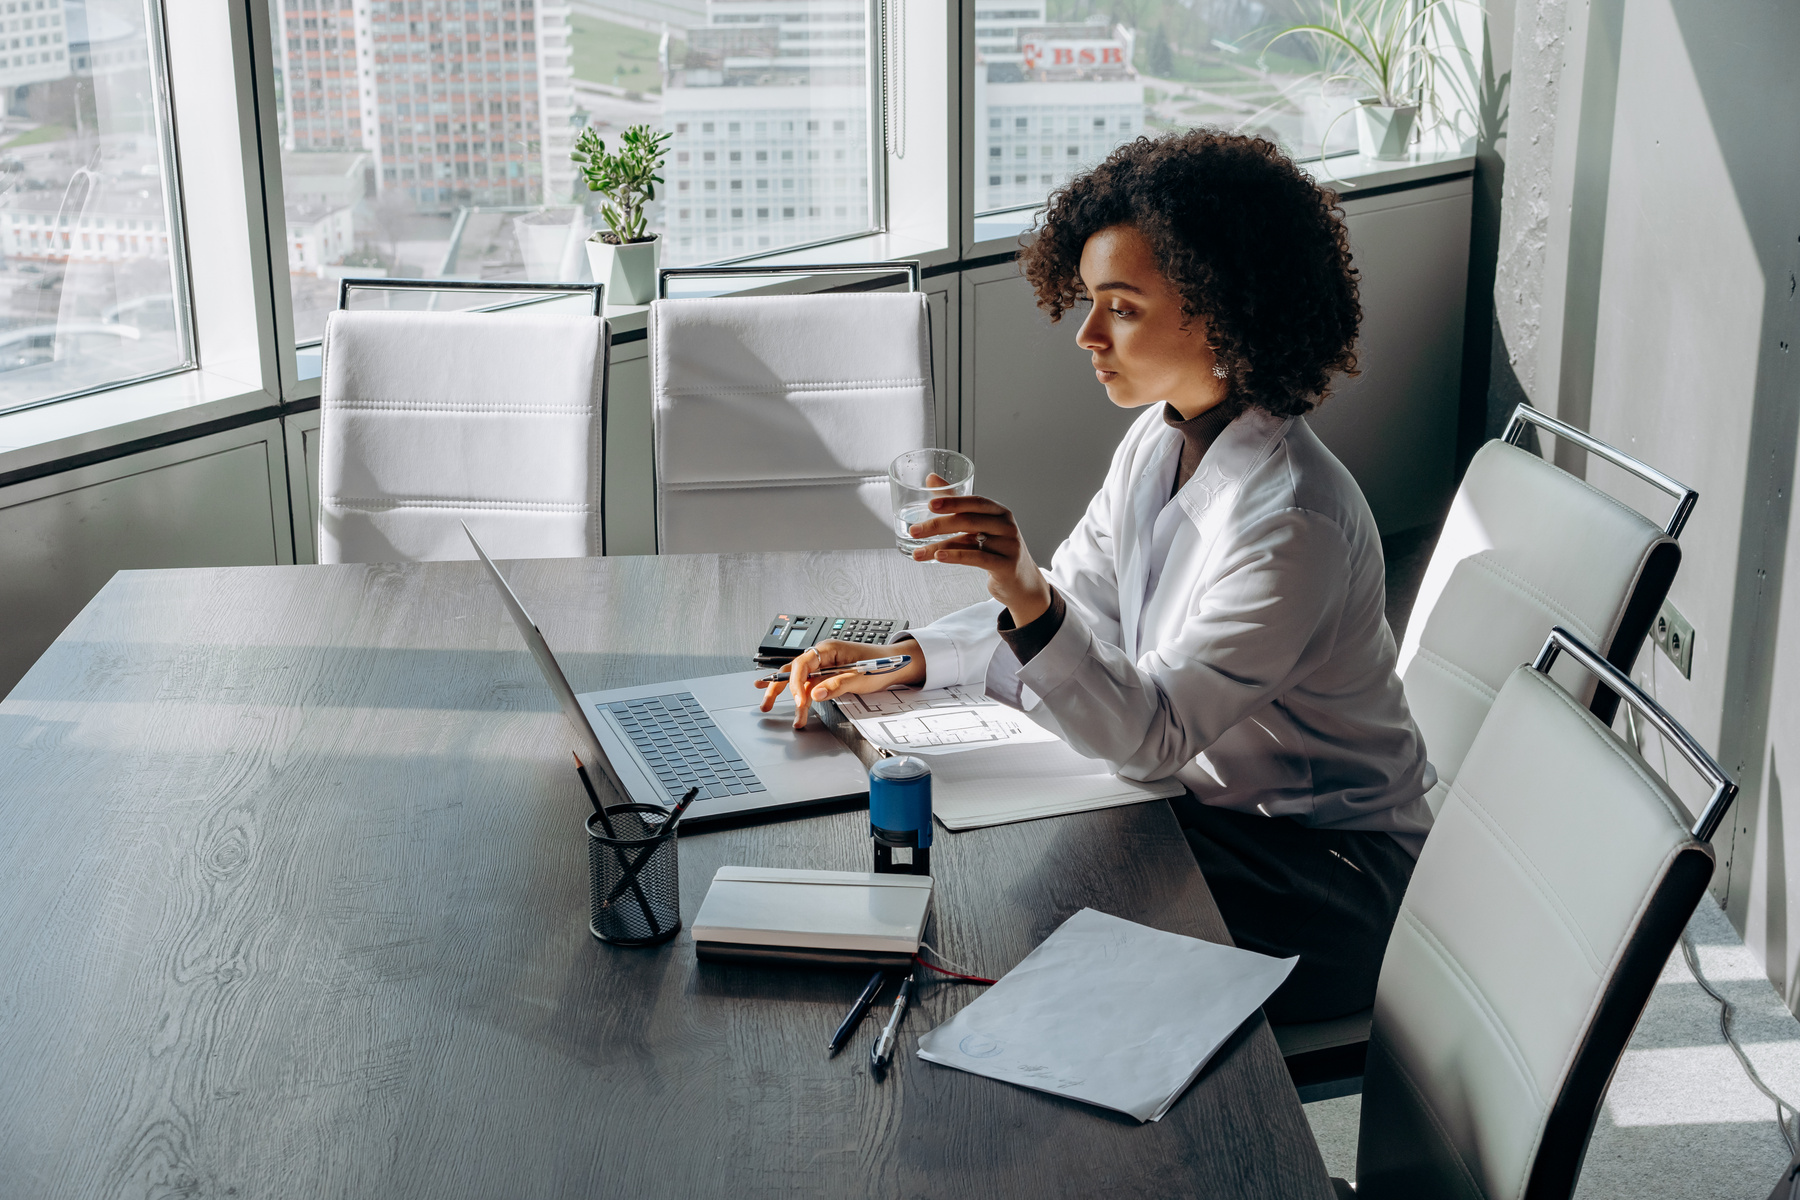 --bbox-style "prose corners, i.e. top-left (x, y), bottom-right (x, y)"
top-left (463, 525), bottom-right (871, 824)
